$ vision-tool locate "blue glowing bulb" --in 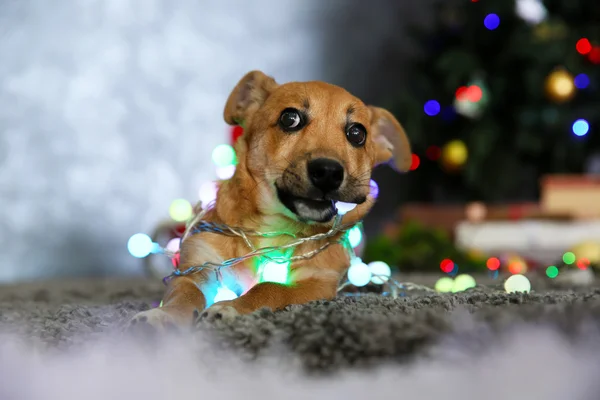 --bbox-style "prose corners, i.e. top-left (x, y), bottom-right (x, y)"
top-left (368, 261), bottom-right (392, 284)
top-left (424, 100), bottom-right (441, 116)
top-left (261, 260), bottom-right (289, 284)
top-left (574, 73), bottom-right (590, 89)
top-left (347, 226), bottom-right (363, 248)
top-left (572, 119), bottom-right (590, 137)
top-left (127, 233), bottom-right (153, 258)
top-left (213, 286), bottom-right (238, 303)
top-left (348, 259), bottom-right (372, 287)
top-left (484, 13), bottom-right (500, 30)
